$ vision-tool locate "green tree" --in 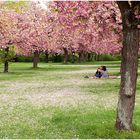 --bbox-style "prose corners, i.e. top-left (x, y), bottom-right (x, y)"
top-left (0, 45), bottom-right (16, 73)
